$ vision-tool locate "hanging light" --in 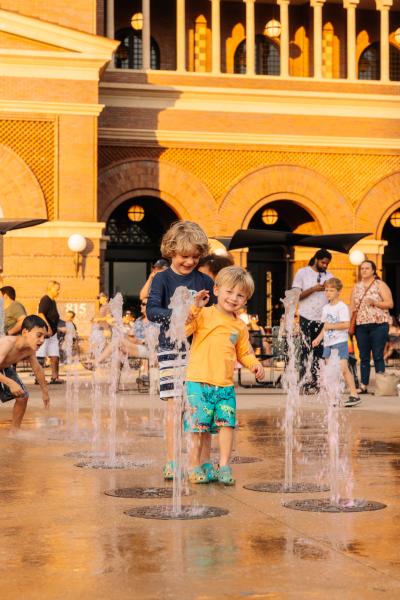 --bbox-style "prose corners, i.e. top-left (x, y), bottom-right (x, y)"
top-left (131, 12), bottom-right (143, 30)
top-left (394, 28), bottom-right (400, 45)
top-left (264, 19), bottom-right (281, 38)
top-left (390, 210), bottom-right (400, 228)
top-left (127, 205), bottom-right (145, 222)
top-left (262, 208), bottom-right (279, 225)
